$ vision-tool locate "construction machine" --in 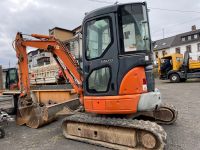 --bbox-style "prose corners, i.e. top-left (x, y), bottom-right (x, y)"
top-left (0, 66), bottom-right (77, 129)
top-left (158, 51), bottom-right (200, 82)
top-left (0, 67), bottom-right (20, 114)
top-left (0, 66), bottom-right (15, 138)
top-left (2, 67), bottom-right (19, 91)
top-left (14, 2), bottom-right (178, 149)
